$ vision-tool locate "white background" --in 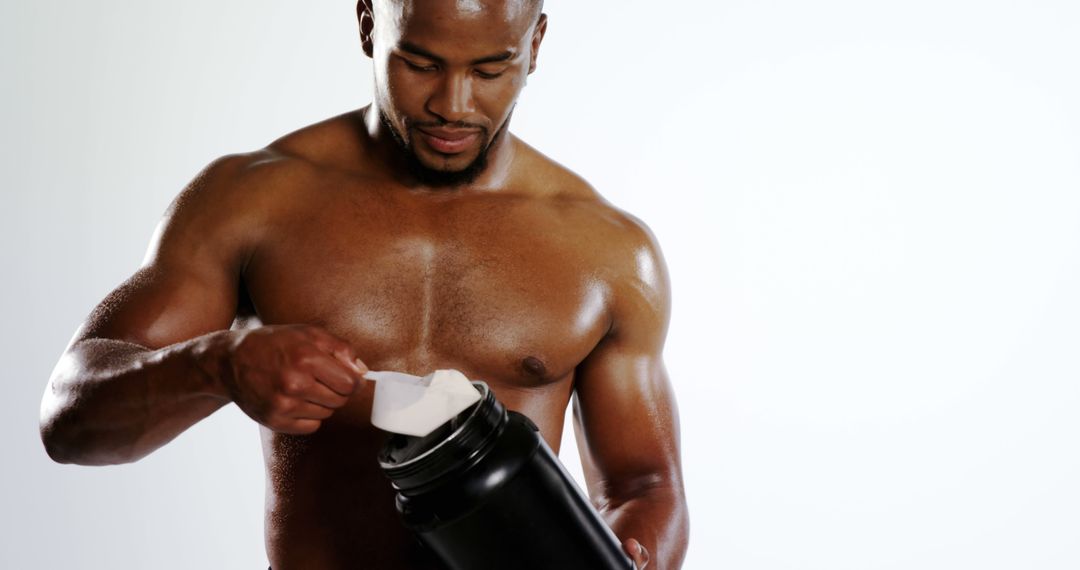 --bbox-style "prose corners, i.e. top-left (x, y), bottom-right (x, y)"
top-left (3, 1), bottom-right (1080, 568)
